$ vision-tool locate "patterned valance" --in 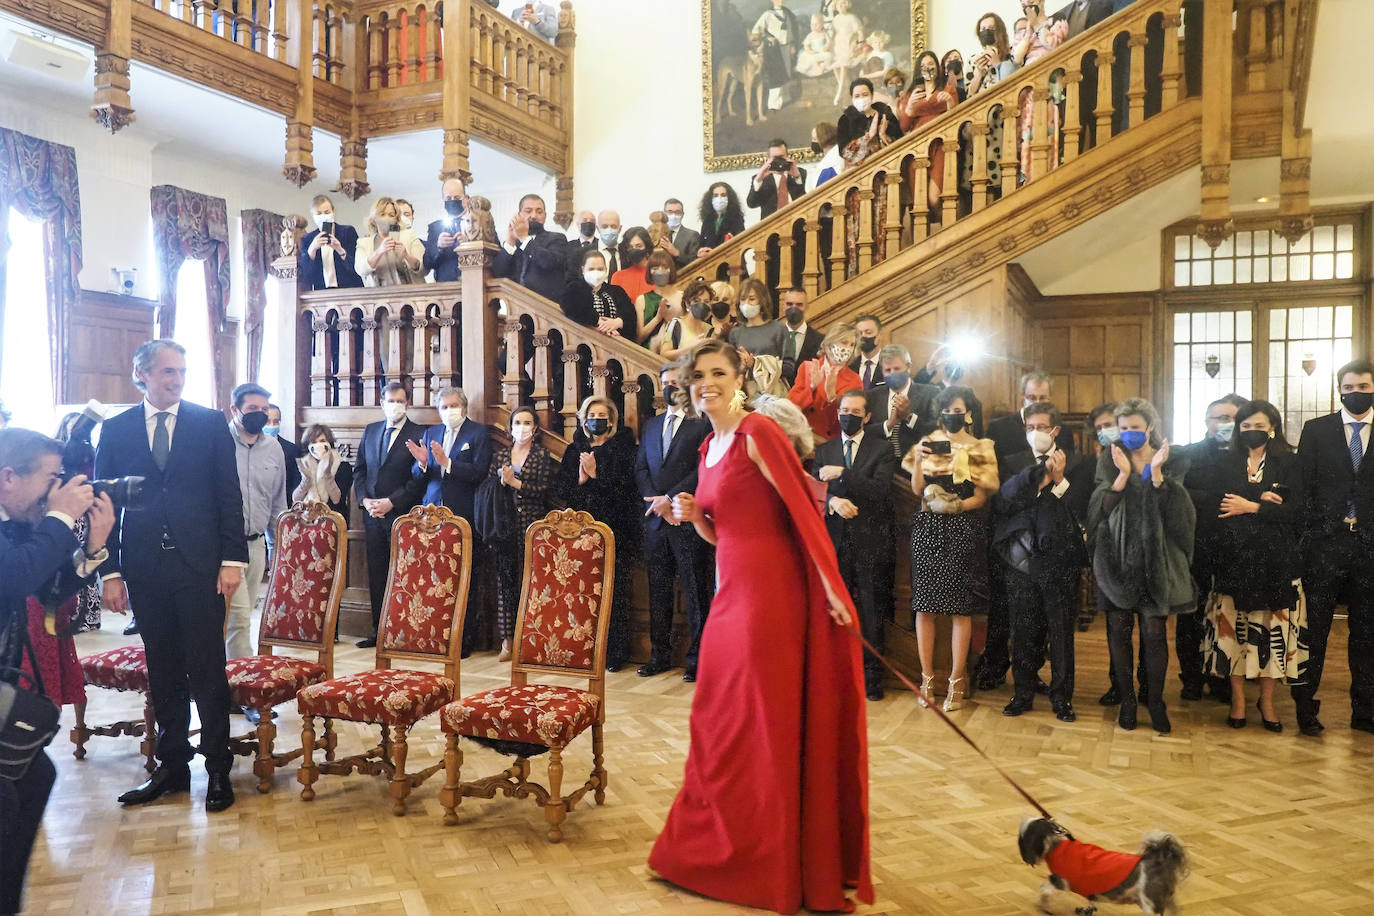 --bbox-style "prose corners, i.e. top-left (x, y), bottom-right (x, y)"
top-left (241, 208), bottom-right (285, 383)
